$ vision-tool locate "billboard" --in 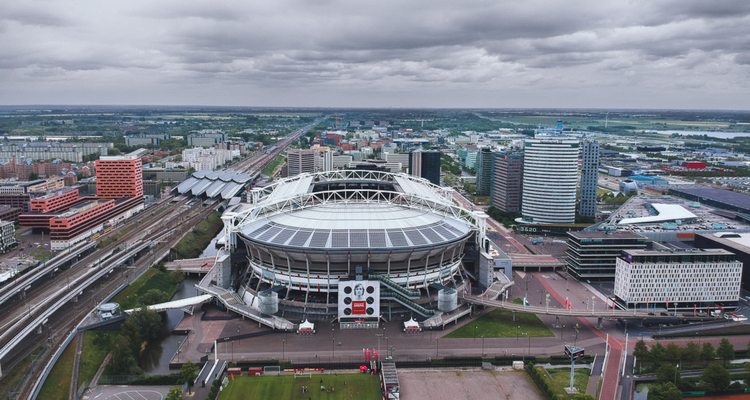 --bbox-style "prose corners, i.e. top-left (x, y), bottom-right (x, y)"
top-left (338, 280), bottom-right (380, 318)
